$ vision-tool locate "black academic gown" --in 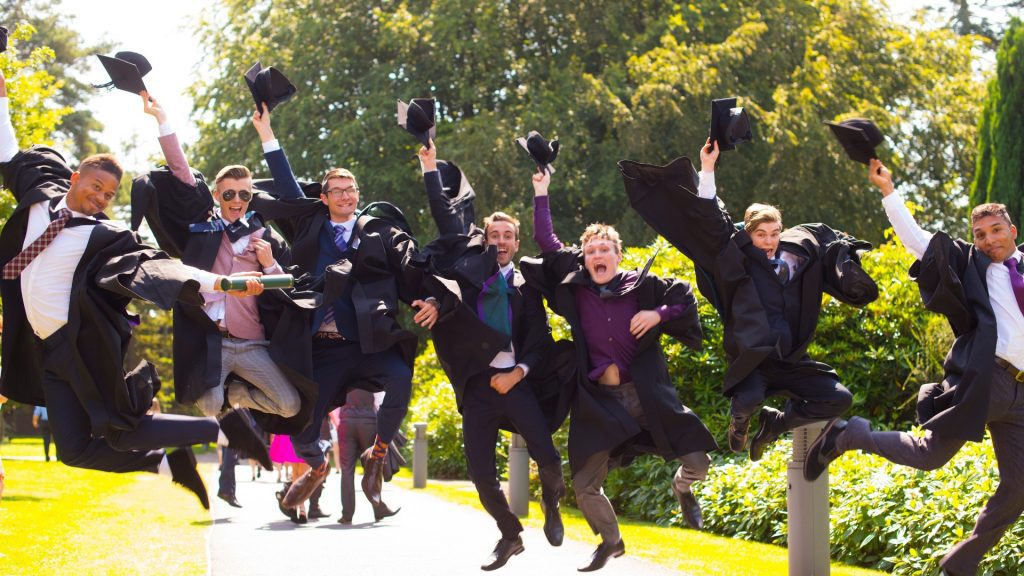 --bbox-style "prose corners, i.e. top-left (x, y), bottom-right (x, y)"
top-left (521, 248), bottom-right (718, 475)
top-left (910, 232), bottom-right (1015, 442)
top-left (0, 146), bottom-right (206, 436)
top-left (414, 162), bottom-right (575, 430)
top-left (131, 168), bottom-right (318, 434)
top-left (619, 157), bottom-right (878, 393)
top-left (247, 189), bottom-right (445, 370)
